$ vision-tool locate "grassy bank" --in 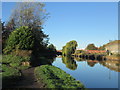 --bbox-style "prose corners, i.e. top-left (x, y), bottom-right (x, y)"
top-left (1, 55), bottom-right (31, 87)
top-left (2, 64), bottom-right (21, 87)
top-left (34, 65), bottom-right (86, 89)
